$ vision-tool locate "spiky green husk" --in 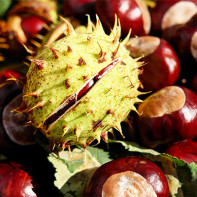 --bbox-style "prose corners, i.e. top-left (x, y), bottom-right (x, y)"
top-left (21, 16), bottom-right (142, 149)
